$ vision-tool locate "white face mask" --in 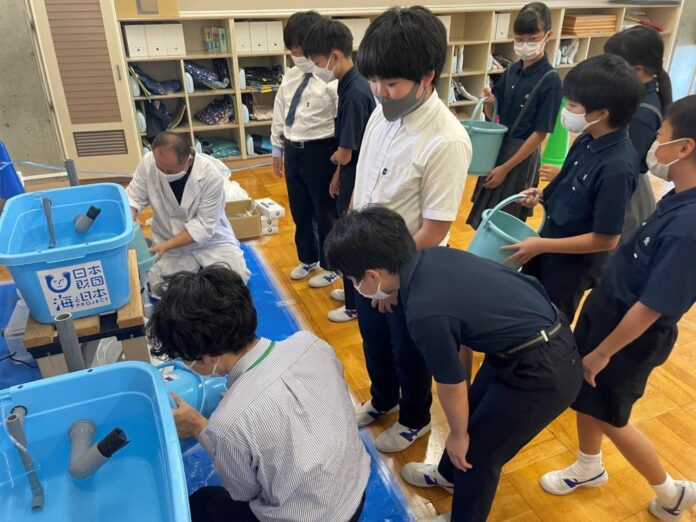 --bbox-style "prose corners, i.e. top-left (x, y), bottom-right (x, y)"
top-left (646, 138), bottom-right (685, 180)
top-left (514, 35), bottom-right (547, 61)
top-left (159, 169), bottom-right (188, 182)
top-left (188, 359), bottom-right (222, 377)
top-left (355, 276), bottom-right (391, 300)
top-left (314, 55), bottom-right (336, 84)
top-left (560, 107), bottom-right (599, 134)
top-left (291, 55), bottom-right (314, 74)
